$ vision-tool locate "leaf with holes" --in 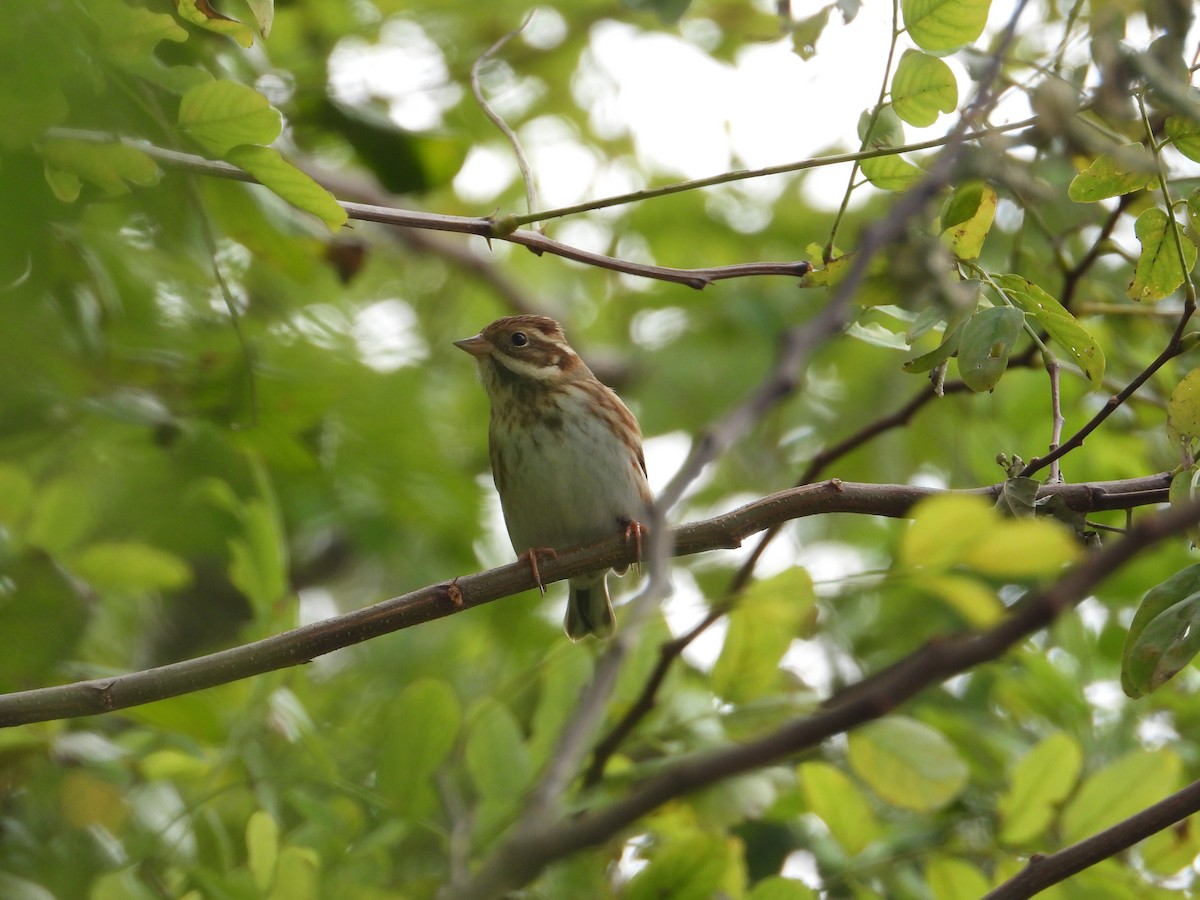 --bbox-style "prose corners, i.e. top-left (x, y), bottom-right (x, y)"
top-left (956, 306), bottom-right (1024, 391)
top-left (1128, 207), bottom-right (1197, 302)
